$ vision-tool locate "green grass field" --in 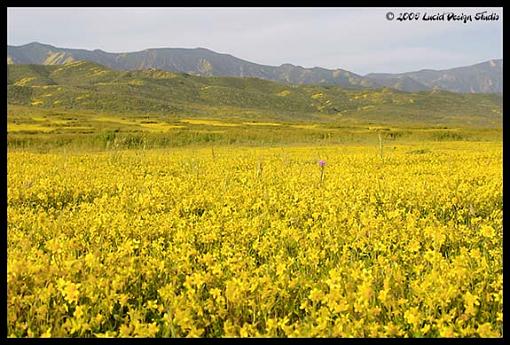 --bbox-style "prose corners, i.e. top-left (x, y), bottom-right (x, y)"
top-left (6, 103), bottom-right (502, 152)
